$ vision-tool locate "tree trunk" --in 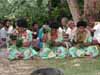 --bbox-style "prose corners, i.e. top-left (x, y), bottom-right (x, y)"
top-left (84, 0), bottom-right (94, 15)
top-left (67, 0), bottom-right (80, 24)
top-left (84, 0), bottom-right (100, 20)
